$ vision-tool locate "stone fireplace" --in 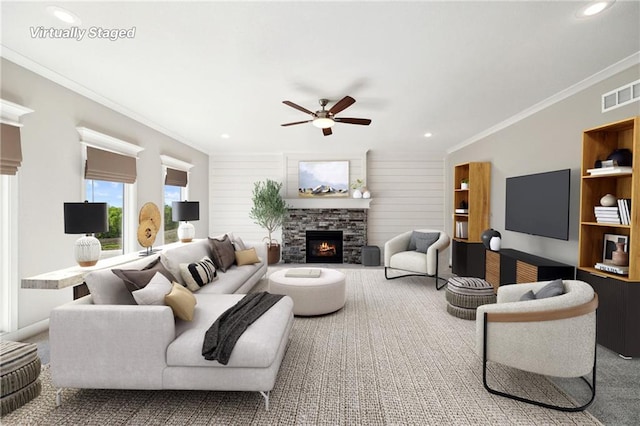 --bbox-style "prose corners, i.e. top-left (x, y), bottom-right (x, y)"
top-left (282, 208), bottom-right (367, 264)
